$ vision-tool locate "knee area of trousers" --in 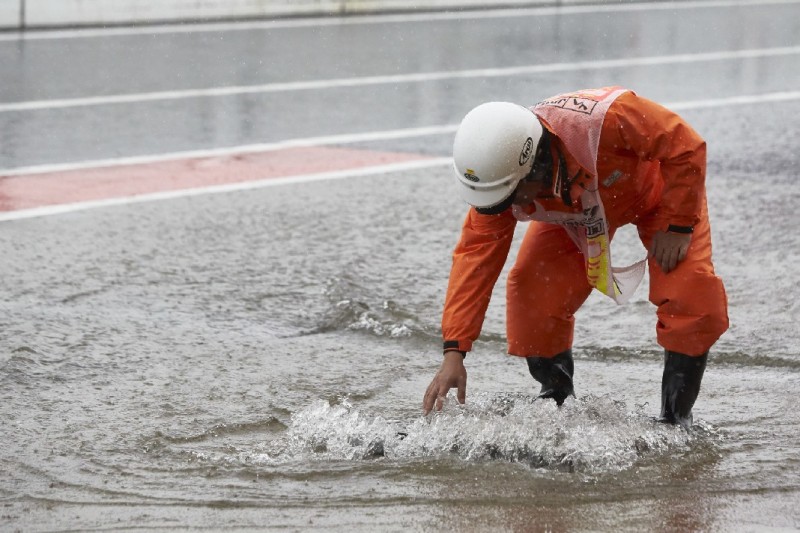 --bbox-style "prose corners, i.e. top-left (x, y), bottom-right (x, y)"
top-left (507, 265), bottom-right (532, 292)
top-left (655, 275), bottom-right (728, 323)
top-left (699, 308), bottom-right (730, 341)
top-left (658, 306), bottom-right (729, 353)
